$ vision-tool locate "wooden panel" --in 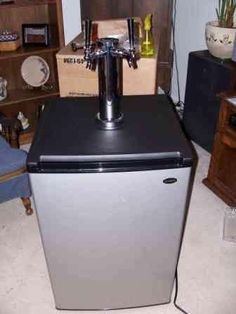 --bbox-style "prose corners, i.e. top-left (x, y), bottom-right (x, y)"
top-left (48, 1), bottom-right (65, 47)
top-left (0, 0), bottom-right (56, 8)
top-left (81, 0), bottom-right (133, 20)
top-left (0, 46), bottom-right (59, 60)
top-left (0, 6), bottom-right (49, 40)
top-left (55, 0), bottom-right (65, 46)
top-left (0, 88), bottom-right (59, 108)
